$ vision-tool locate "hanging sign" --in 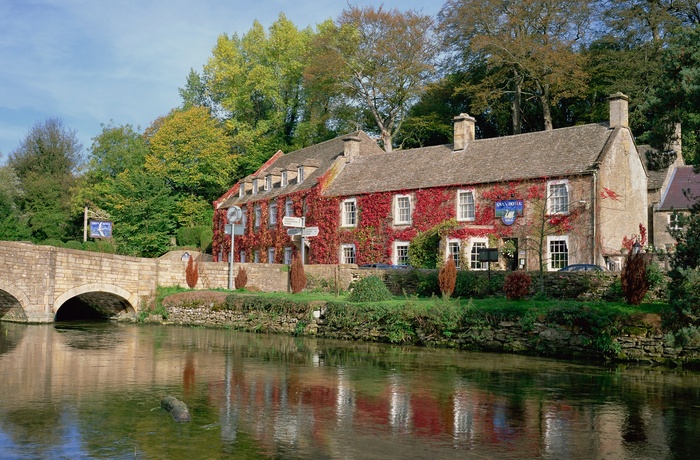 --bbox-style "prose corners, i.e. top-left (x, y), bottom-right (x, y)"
top-left (495, 200), bottom-right (523, 226)
top-left (89, 220), bottom-right (113, 238)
